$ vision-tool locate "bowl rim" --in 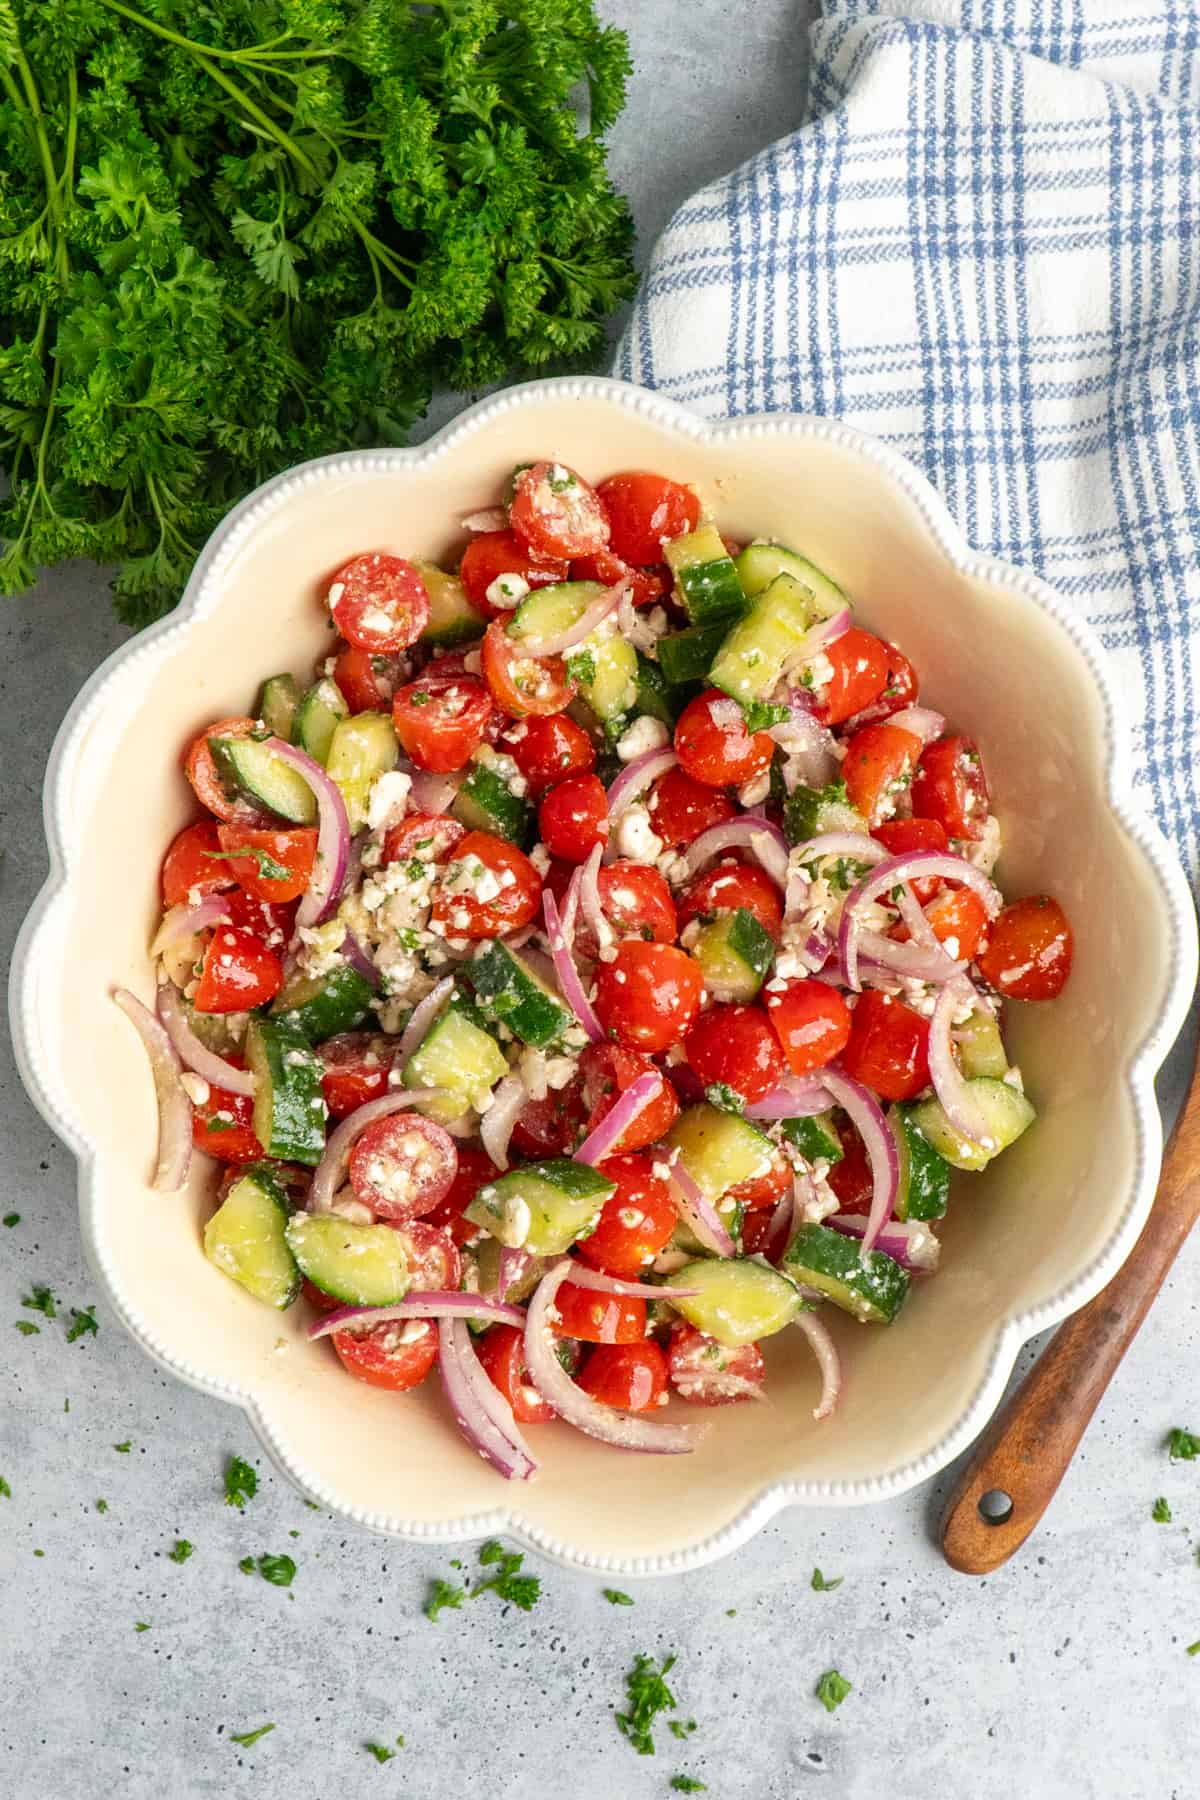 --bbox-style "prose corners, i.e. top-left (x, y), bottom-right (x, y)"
top-left (10, 373), bottom-right (1197, 1577)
